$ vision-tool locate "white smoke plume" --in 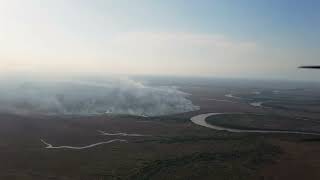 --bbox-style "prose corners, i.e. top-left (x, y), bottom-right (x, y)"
top-left (0, 77), bottom-right (199, 116)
